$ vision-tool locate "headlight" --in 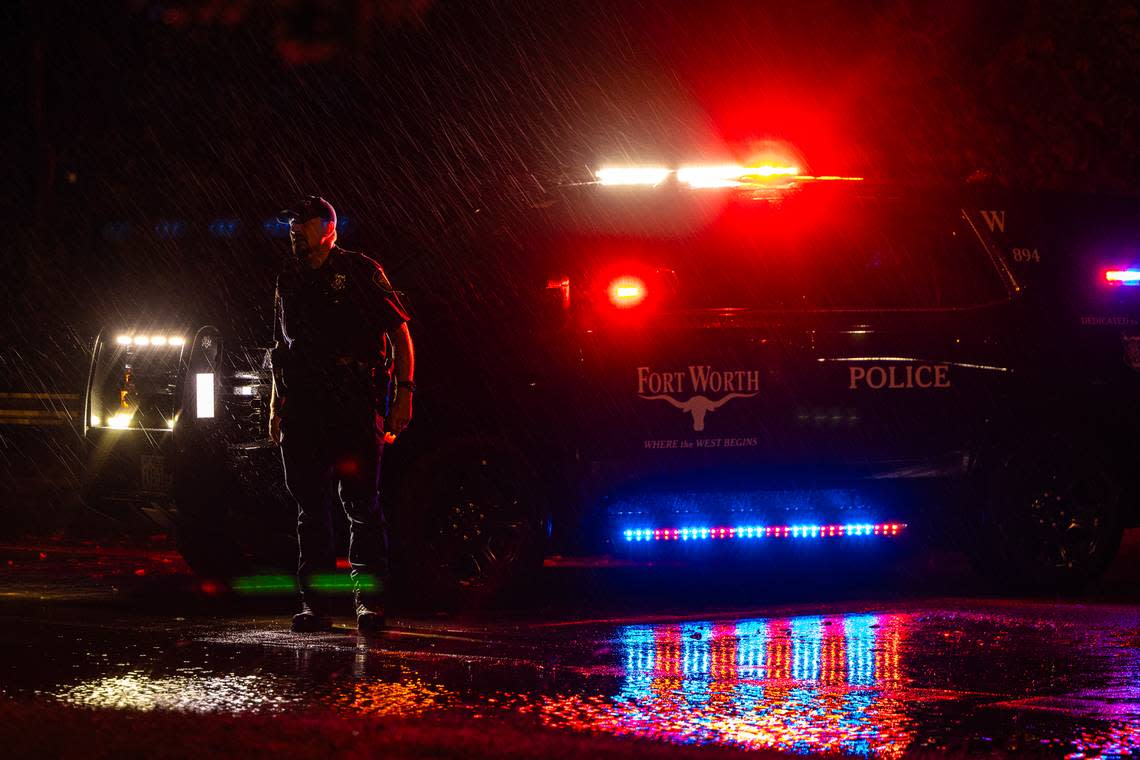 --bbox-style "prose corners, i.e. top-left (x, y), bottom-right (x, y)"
top-left (107, 412), bottom-right (134, 429)
top-left (89, 330), bottom-right (186, 432)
